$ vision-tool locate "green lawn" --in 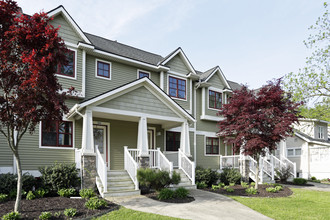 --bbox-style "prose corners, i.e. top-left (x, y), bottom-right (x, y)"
top-left (95, 207), bottom-right (182, 220)
top-left (229, 188), bottom-right (330, 220)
